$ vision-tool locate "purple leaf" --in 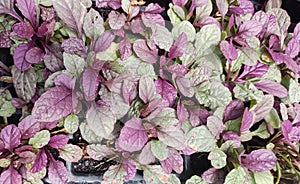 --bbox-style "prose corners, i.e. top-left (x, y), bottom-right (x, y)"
top-left (54, 73), bottom-right (75, 90)
top-left (48, 154), bottom-right (68, 184)
top-left (282, 120), bottom-right (293, 141)
top-left (94, 30), bottom-right (115, 53)
top-left (11, 98), bottom-right (26, 108)
top-left (222, 131), bottom-right (241, 148)
top-left (16, 0), bottom-right (36, 25)
top-left (117, 118), bottom-right (148, 152)
top-left (108, 11), bottom-right (126, 30)
top-left (123, 158), bottom-right (137, 181)
top-left (161, 148), bottom-right (183, 174)
top-left (294, 23), bottom-right (300, 40)
top-left (130, 18), bottom-right (146, 33)
top-left (189, 108), bottom-right (210, 127)
top-left (0, 124), bottom-right (21, 152)
top-left (44, 43), bottom-right (64, 72)
top-left (48, 134), bottom-right (69, 149)
top-left (195, 16), bottom-right (221, 29)
top-left (216, 0), bottom-right (228, 18)
top-left (238, 20), bottom-right (263, 39)
top-left (253, 79), bottom-right (288, 98)
top-left (168, 32), bottom-right (187, 59)
top-left (223, 99), bottom-right (244, 122)
top-left (202, 168), bottom-right (225, 184)
top-left (142, 13), bottom-right (165, 27)
top-left (25, 47), bottom-right (44, 64)
top-left (13, 43), bottom-right (32, 71)
top-left (61, 38), bottom-right (87, 56)
top-left (253, 95), bottom-right (274, 123)
top-left (96, 0), bottom-right (121, 9)
top-left (220, 40), bottom-right (238, 63)
top-left (138, 142), bottom-right (155, 165)
top-left (155, 78), bottom-right (177, 107)
top-left (119, 37), bottom-right (132, 60)
top-left (0, 30), bottom-right (13, 48)
top-left (18, 150), bottom-right (35, 164)
top-left (18, 115), bottom-right (40, 139)
top-left (133, 39), bottom-right (158, 64)
top-left (139, 75), bottom-right (156, 104)
top-left (32, 86), bottom-right (72, 122)
top-left (242, 149), bottom-right (277, 172)
top-left (288, 125), bottom-right (300, 142)
top-left (40, 121), bottom-right (58, 130)
top-left (12, 22), bottom-right (34, 39)
top-left (286, 38), bottom-right (299, 58)
top-left (14, 145), bottom-right (32, 154)
top-left (144, 3), bottom-right (164, 14)
top-left (31, 148), bottom-right (48, 173)
top-left (173, 0), bottom-right (188, 8)
top-left (87, 144), bottom-right (115, 160)
top-left (177, 100), bottom-right (189, 123)
top-left (189, 0), bottom-right (208, 14)
top-left (122, 79), bottom-right (137, 105)
top-left (240, 107), bottom-right (254, 132)
top-left (237, 62), bottom-right (269, 81)
top-left (0, 165), bottom-right (22, 184)
top-left (252, 11), bottom-right (276, 37)
top-left (176, 77), bottom-right (194, 97)
top-left (166, 64), bottom-right (189, 77)
top-left (82, 67), bottom-right (100, 101)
